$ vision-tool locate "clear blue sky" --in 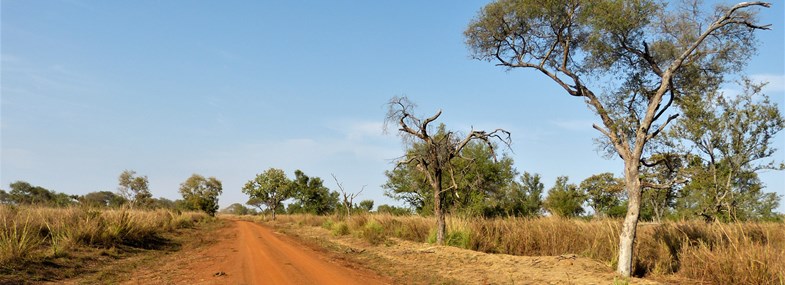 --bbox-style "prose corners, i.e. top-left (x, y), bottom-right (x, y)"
top-left (2, 1), bottom-right (783, 212)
